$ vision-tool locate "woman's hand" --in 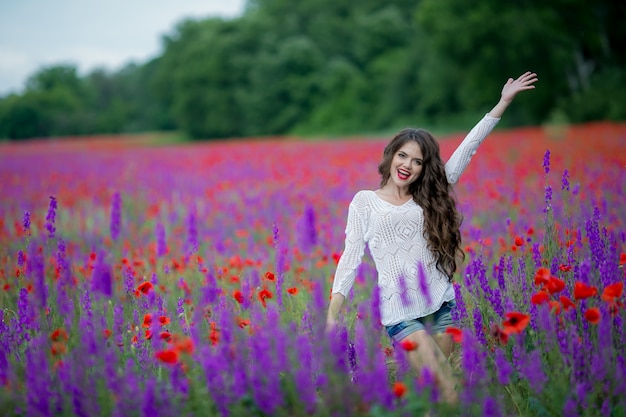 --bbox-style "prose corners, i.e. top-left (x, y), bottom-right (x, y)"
top-left (501, 71), bottom-right (538, 103)
top-left (326, 293), bottom-right (345, 333)
top-left (488, 71), bottom-right (538, 118)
